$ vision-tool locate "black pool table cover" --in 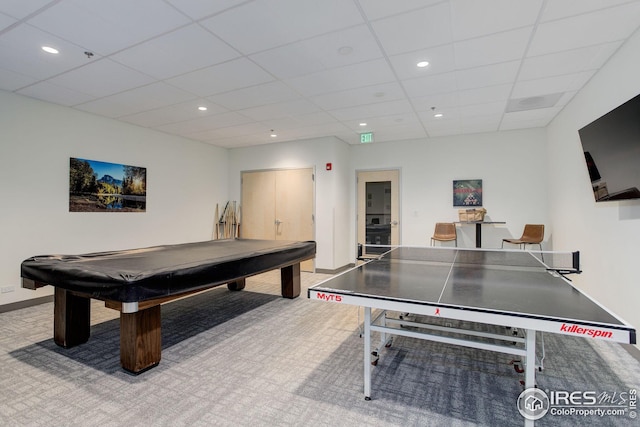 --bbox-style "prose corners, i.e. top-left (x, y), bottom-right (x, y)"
top-left (21, 239), bottom-right (316, 302)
